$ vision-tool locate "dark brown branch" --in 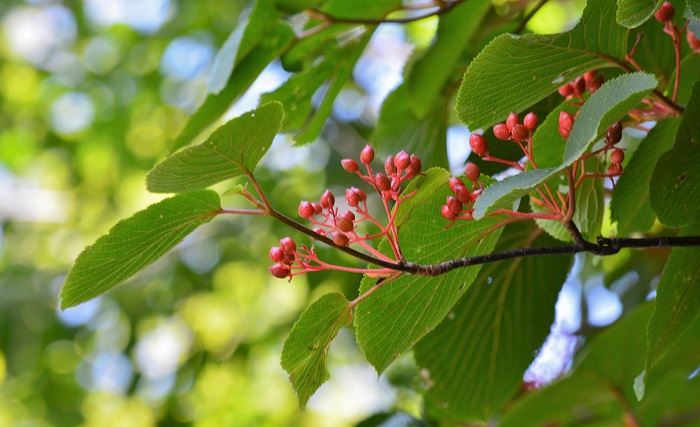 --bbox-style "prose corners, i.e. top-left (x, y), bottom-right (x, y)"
top-left (308, 0), bottom-right (464, 25)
